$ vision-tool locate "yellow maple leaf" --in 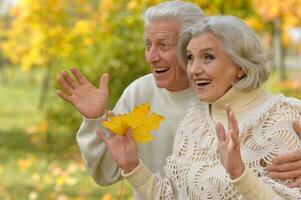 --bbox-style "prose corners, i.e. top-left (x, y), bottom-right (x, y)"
top-left (102, 103), bottom-right (164, 143)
